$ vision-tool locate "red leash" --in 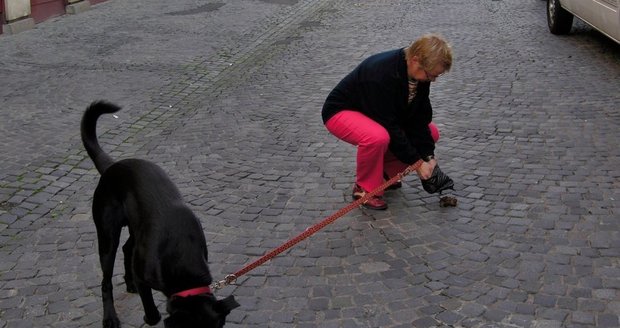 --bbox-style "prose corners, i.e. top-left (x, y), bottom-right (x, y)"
top-left (212, 160), bottom-right (423, 290)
